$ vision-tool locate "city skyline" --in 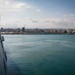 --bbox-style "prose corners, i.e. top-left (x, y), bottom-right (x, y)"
top-left (0, 0), bottom-right (75, 28)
